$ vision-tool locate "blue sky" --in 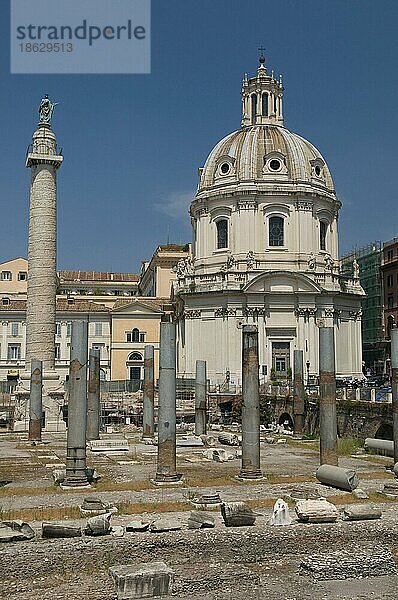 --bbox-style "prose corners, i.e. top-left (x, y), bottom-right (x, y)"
top-left (1, 0), bottom-right (398, 272)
